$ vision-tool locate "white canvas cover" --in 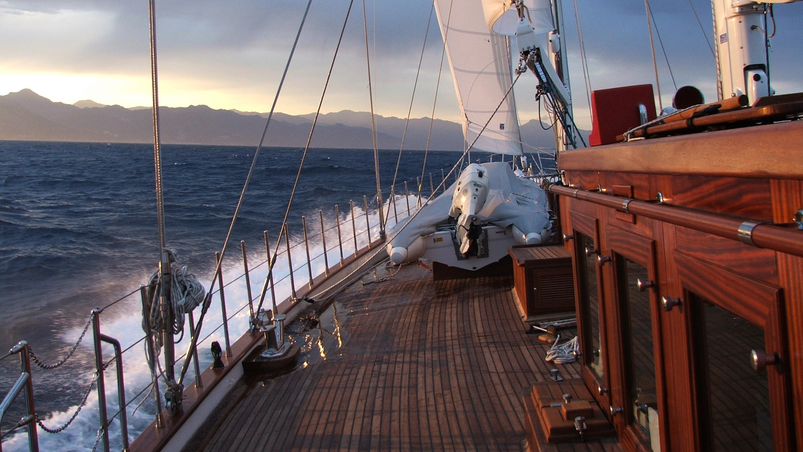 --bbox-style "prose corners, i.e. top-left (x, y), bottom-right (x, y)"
top-left (386, 162), bottom-right (551, 260)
